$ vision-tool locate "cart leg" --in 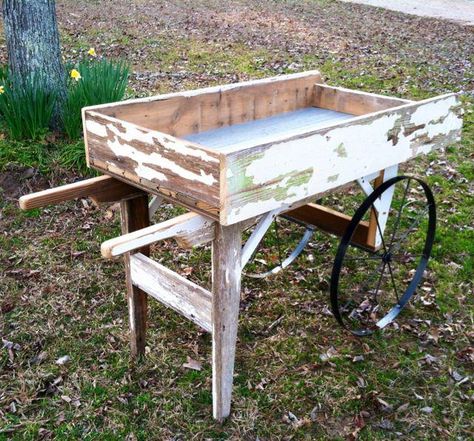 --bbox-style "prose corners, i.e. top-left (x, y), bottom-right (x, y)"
top-left (120, 193), bottom-right (150, 358)
top-left (211, 223), bottom-right (242, 421)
